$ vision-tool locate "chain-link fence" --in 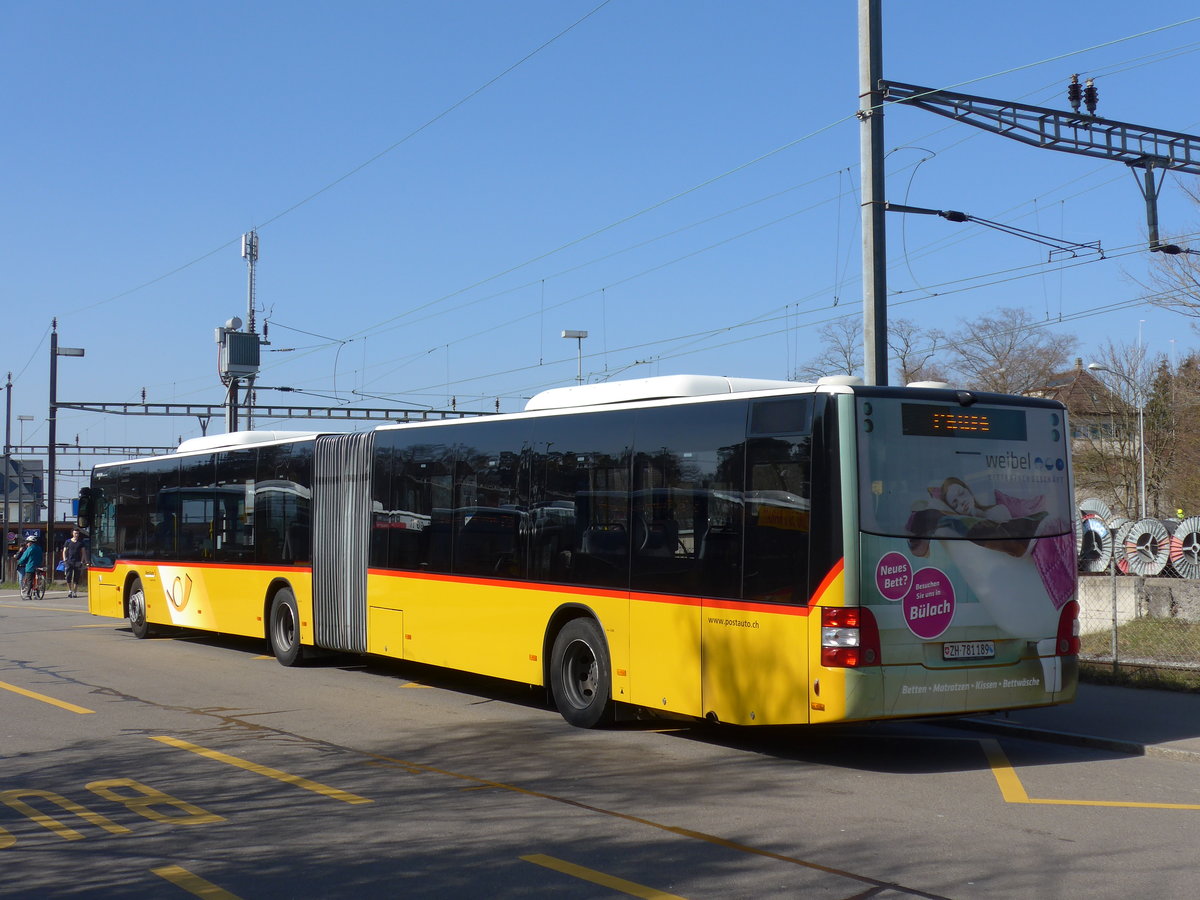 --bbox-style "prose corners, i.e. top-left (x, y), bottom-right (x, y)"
top-left (1078, 571), bottom-right (1200, 683)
